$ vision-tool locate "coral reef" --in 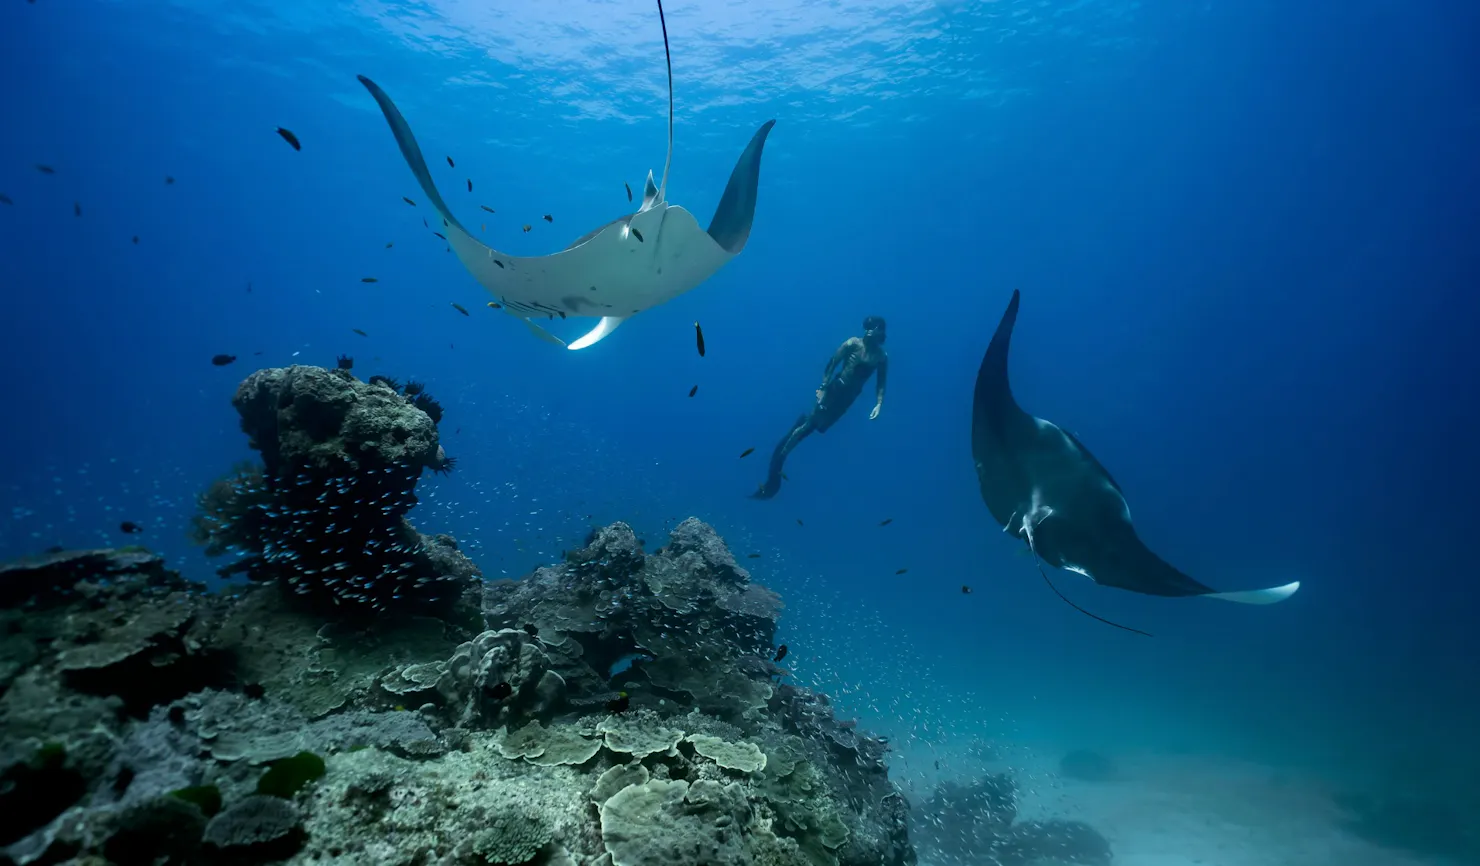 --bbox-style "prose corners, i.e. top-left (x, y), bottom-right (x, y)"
top-left (0, 517), bottom-right (921, 866)
top-left (189, 365), bottom-right (479, 617)
top-left (914, 773), bottom-right (1112, 865)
